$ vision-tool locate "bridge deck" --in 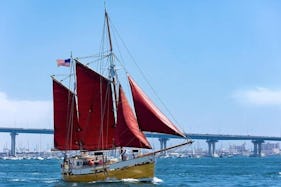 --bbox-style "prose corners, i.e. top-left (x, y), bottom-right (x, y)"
top-left (1, 127), bottom-right (281, 141)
